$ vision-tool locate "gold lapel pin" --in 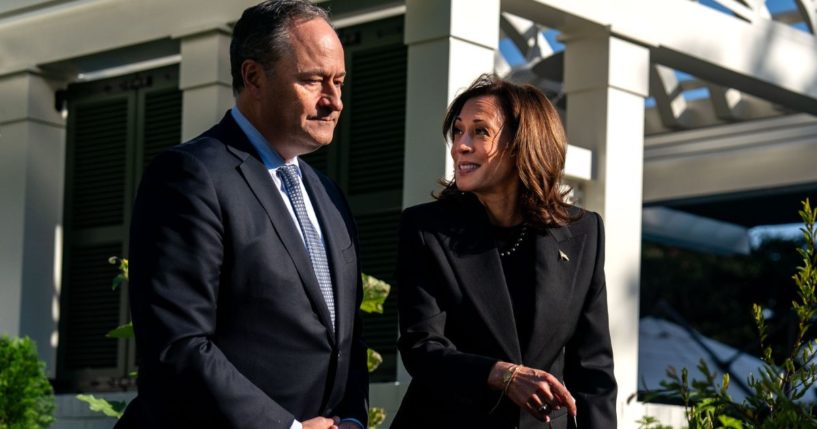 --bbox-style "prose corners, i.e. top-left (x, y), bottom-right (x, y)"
top-left (559, 250), bottom-right (569, 262)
